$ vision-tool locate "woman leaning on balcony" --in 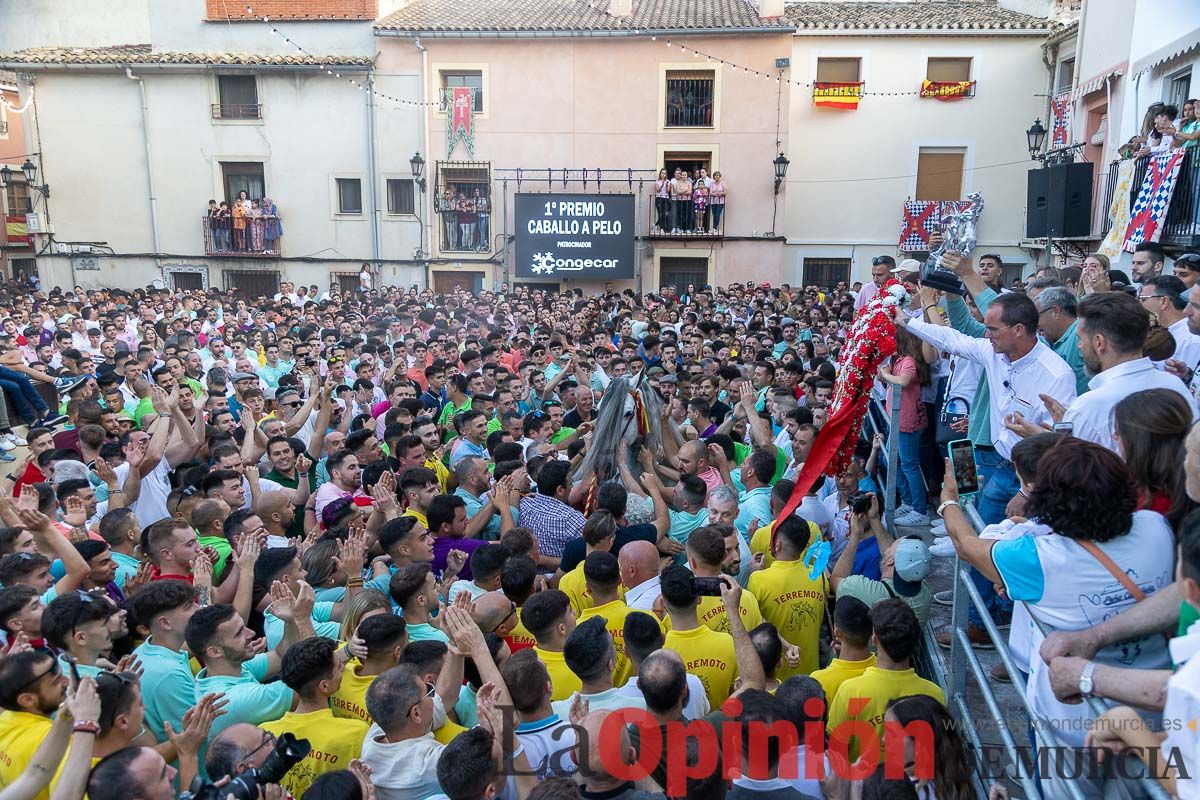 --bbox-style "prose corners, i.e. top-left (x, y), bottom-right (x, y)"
top-left (232, 190), bottom-right (249, 251)
top-left (1177, 99), bottom-right (1200, 150)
